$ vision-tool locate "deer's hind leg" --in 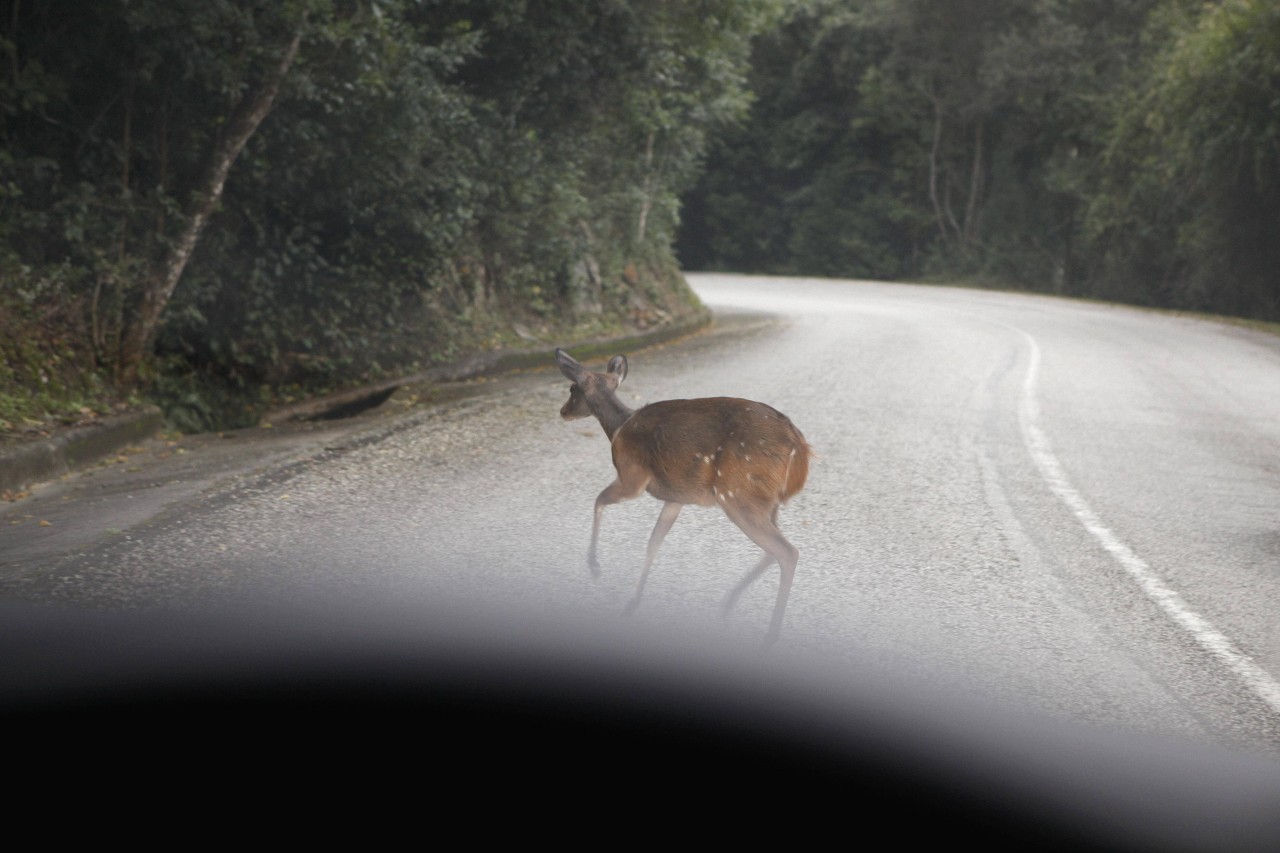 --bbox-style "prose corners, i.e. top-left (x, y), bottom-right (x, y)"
top-left (721, 503), bottom-right (797, 646)
top-left (722, 552), bottom-right (777, 617)
top-left (722, 506), bottom-right (782, 615)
